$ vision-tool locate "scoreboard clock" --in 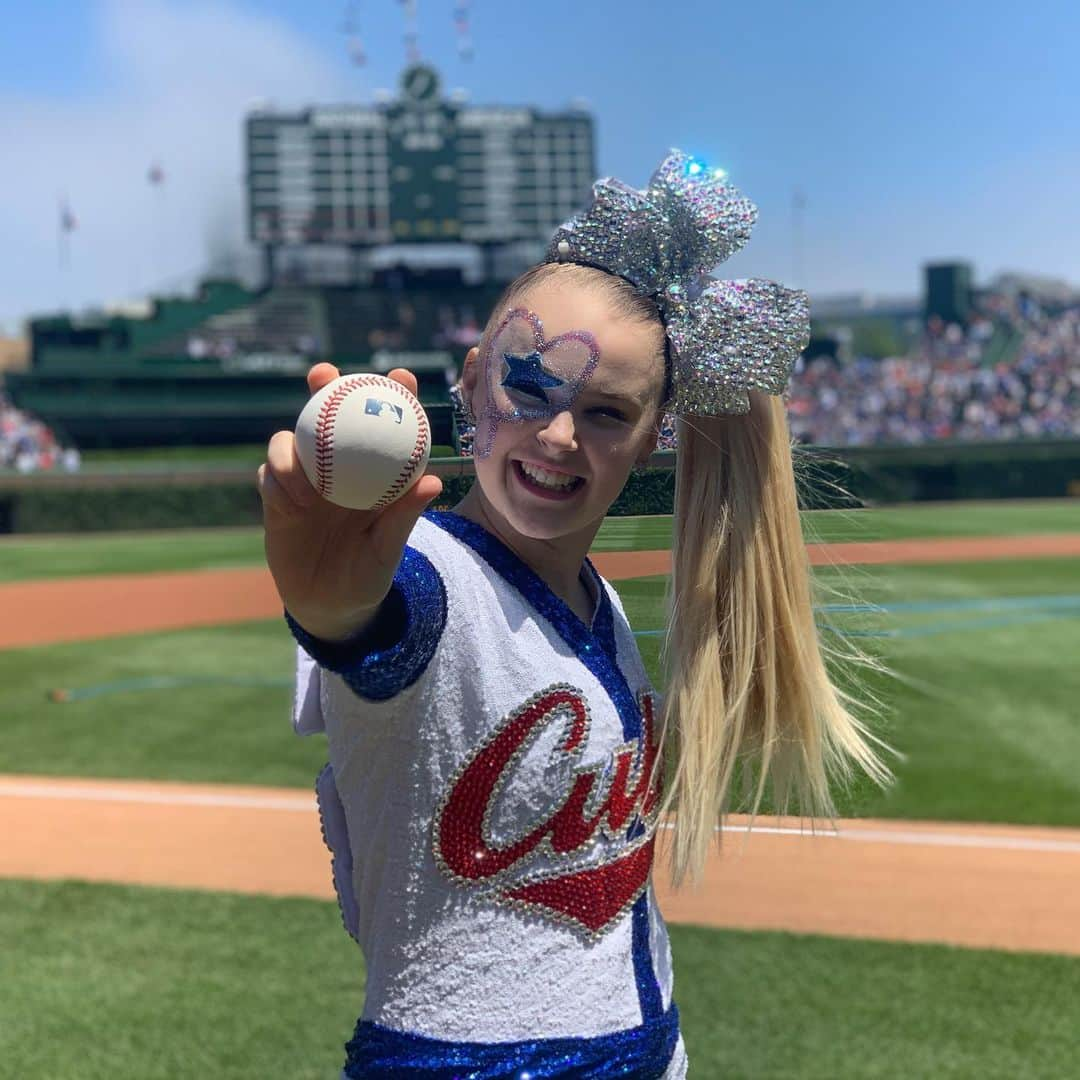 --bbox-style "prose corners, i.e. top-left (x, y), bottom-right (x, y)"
top-left (403, 64), bottom-right (440, 105)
